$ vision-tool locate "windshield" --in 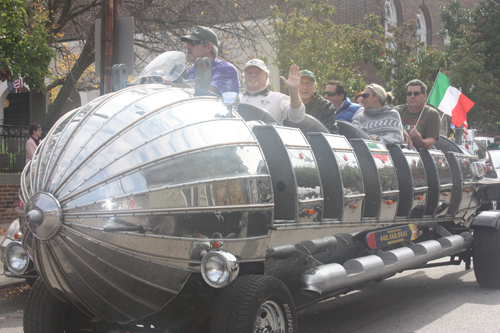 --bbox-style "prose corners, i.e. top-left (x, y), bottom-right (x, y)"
top-left (134, 51), bottom-right (186, 84)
